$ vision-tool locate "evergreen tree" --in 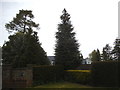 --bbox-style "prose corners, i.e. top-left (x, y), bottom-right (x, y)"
top-left (2, 32), bottom-right (50, 67)
top-left (80, 53), bottom-right (84, 61)
top-left (96, 49), bottom-right (101, 61)
top-left (102, 44), bottom-right (112, 61)
top-left (112, 39), bottom-right (120, 61)
top-left (5, 10), bottom-right (39, 33)
top-left (2, 10), bottom-right (50, 67)
top-left (55, 9), bottom-right (81, 70)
